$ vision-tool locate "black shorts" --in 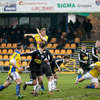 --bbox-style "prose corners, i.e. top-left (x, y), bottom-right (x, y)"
top-left (41, 63), bottom-right (52, 77)
top-left (51, 65), bottom-right (56, 74)
top-left (30, 70), bottom-right (43, 80)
